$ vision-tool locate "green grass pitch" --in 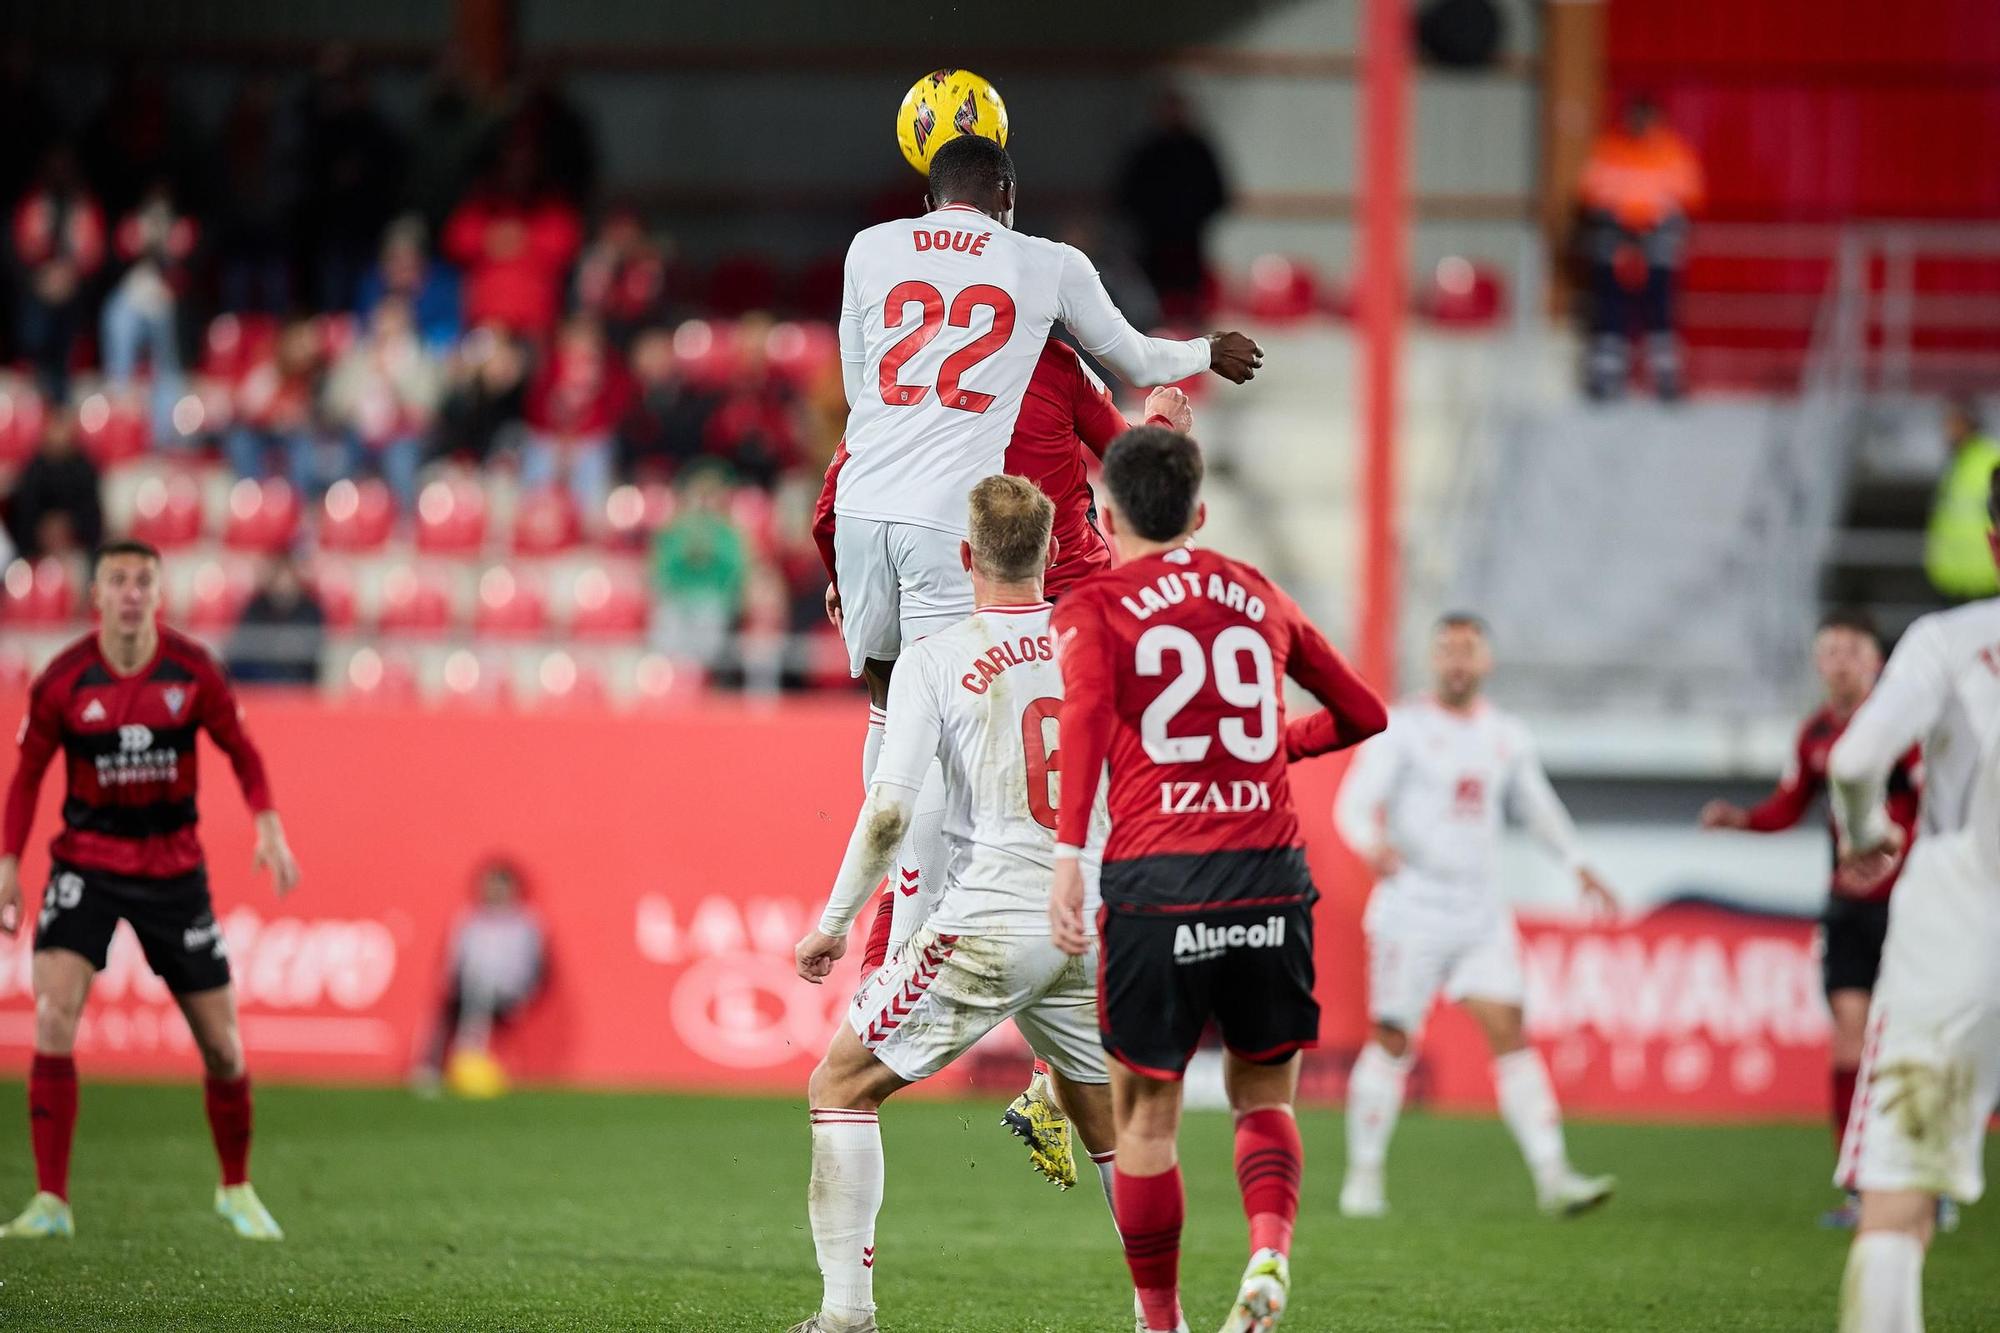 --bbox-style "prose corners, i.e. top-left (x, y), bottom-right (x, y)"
top-left (0, 1083), bottom-right (1990, 1330)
